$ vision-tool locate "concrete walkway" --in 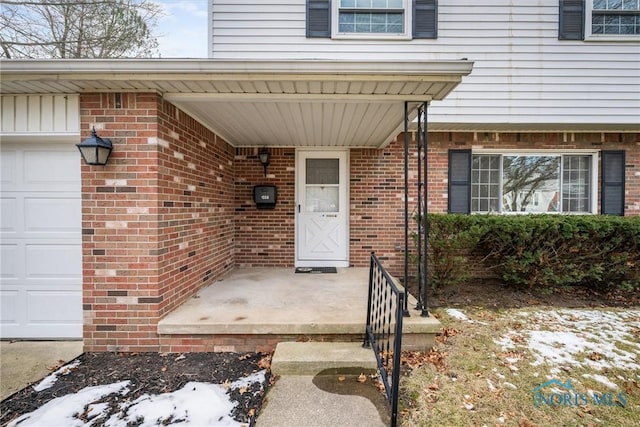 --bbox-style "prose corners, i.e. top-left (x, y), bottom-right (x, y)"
top-left (257, 342), bottom-right (389, 426)
top-left (0, 341), bottom-right (83, 400)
